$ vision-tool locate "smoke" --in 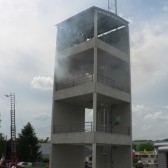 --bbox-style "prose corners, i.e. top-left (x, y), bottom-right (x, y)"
top-left (55, 7), bottom-right (129, 90)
